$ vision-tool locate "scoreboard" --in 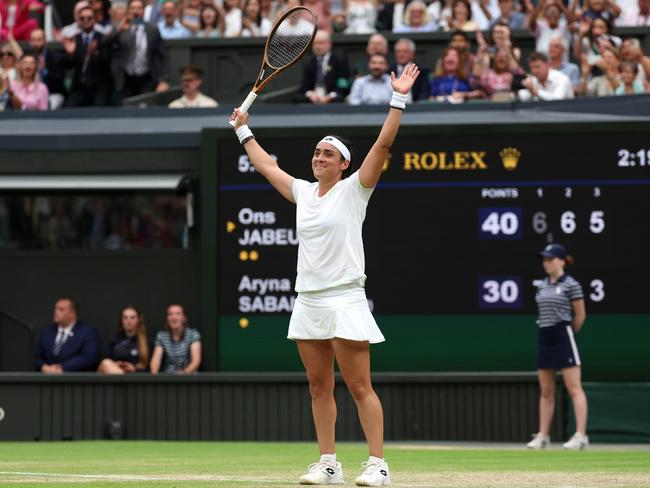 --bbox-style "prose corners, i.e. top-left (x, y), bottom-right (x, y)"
top-left (209, 124), bottom-right (650, 379)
